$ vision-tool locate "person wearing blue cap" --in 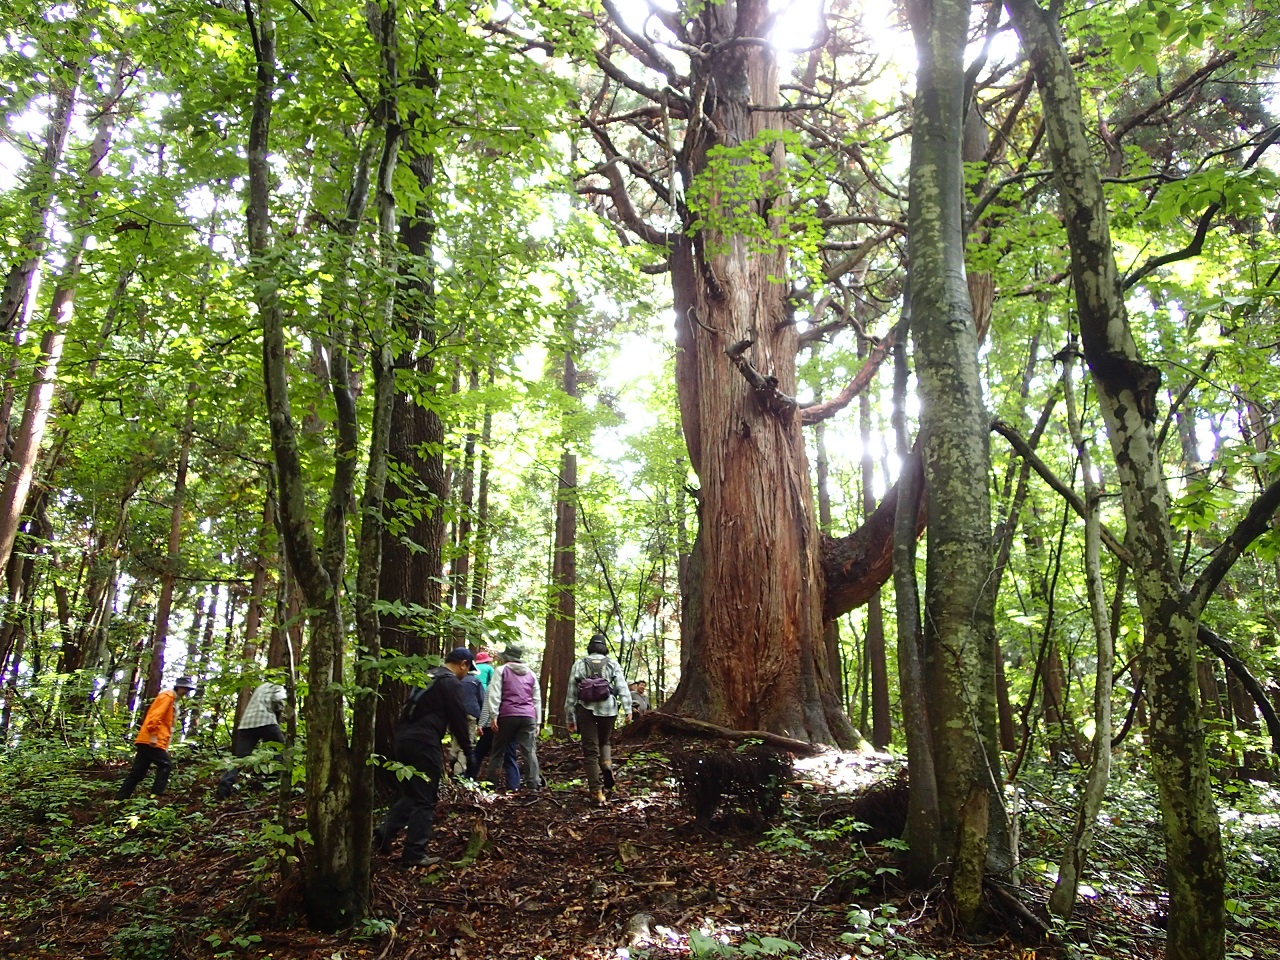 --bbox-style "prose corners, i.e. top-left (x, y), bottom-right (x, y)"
top-left (374, 648), bottom-right (474, 867)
